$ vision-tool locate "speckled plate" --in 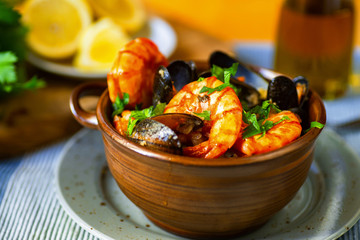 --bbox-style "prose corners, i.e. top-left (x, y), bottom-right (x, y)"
top-left (55, 128), bottom-right (360, 240)
top-left (27, 17), bottom-right (177, 80)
